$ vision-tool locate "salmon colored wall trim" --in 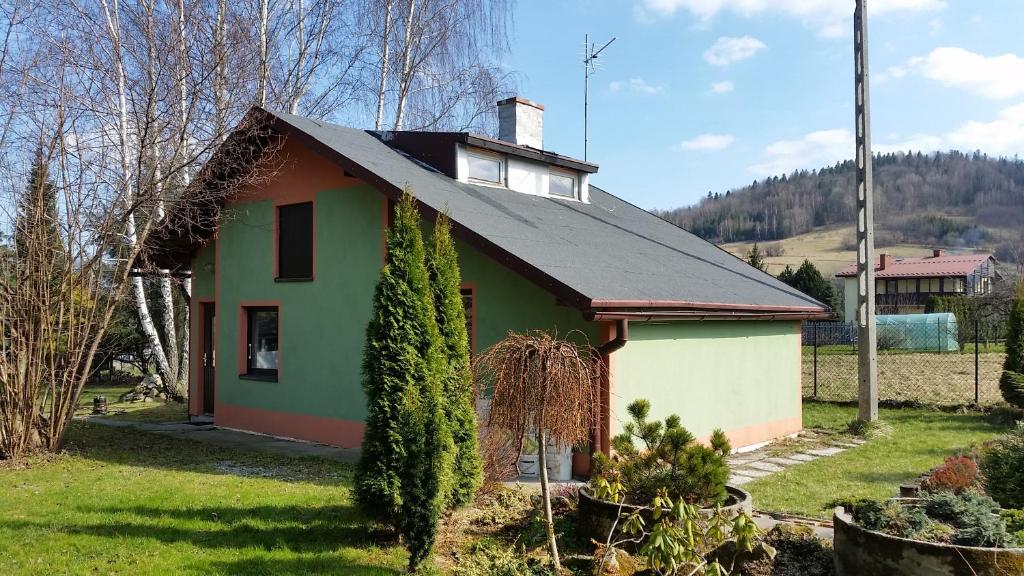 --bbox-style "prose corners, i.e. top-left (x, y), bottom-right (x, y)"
top-left (796, 321), bottom-right (804, 432)
top-left (216, 403), bottom-right (366, 448)
top-left (273, 200), bottom-right (318, 280)
top-left (237, 300), bottom-right (282, 381)
top-left (461, 282), bottom-right (477, 355)
top-left (598, 321), bottom-right (615, 455)
top-left (190, 297), bottom-right (215, 416)
top-left (697, 416), bottom-right (803, 452)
